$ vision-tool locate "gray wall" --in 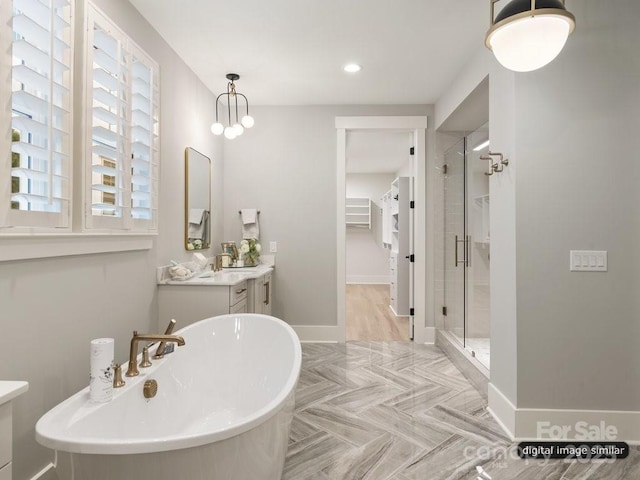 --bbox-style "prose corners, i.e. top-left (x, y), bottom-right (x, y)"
top-left (513, 0), bottom-right (640, 410)
top-left (223, 105), bottom-right (429, 326)
top-left (1, 1), bottom-right (223, 478)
